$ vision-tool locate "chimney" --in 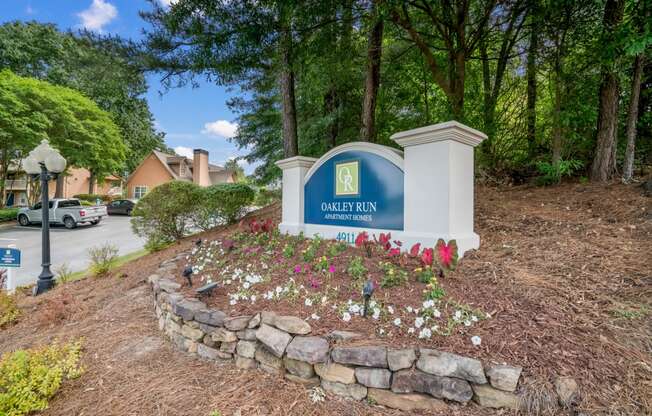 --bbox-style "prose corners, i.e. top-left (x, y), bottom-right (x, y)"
top-left (193, 149), bottom-right (210, 187)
